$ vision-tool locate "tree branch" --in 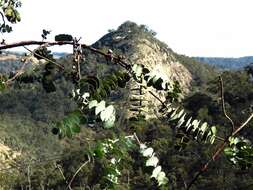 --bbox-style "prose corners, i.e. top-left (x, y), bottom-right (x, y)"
top-left (0, 40), bottom-right (131, 70)
top-left (0, 40), bottom-right (73, 50)
top-left (0, 11), bottom-right (6, 26)
top-left (219, 76), bottom-right (235, 133)
top-left (5, 60), bottom-right (27, 85)
top-left (186, 112), bottom-right (253, 190)
top-left (23, 46), bottom-right (64, 69)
